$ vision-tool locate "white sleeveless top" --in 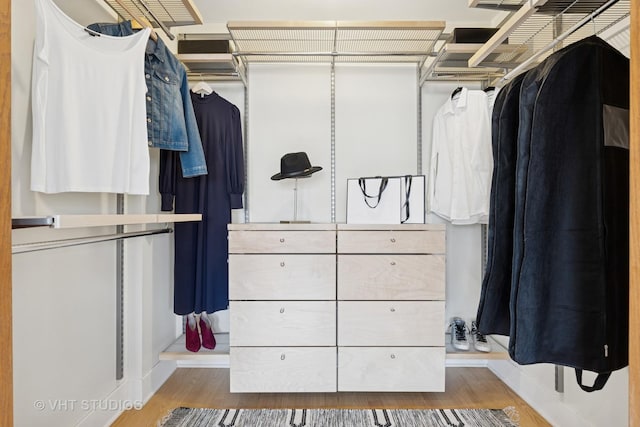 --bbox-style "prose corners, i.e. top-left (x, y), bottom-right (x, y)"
top-left (31, 0), bottom-right (151, 194)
